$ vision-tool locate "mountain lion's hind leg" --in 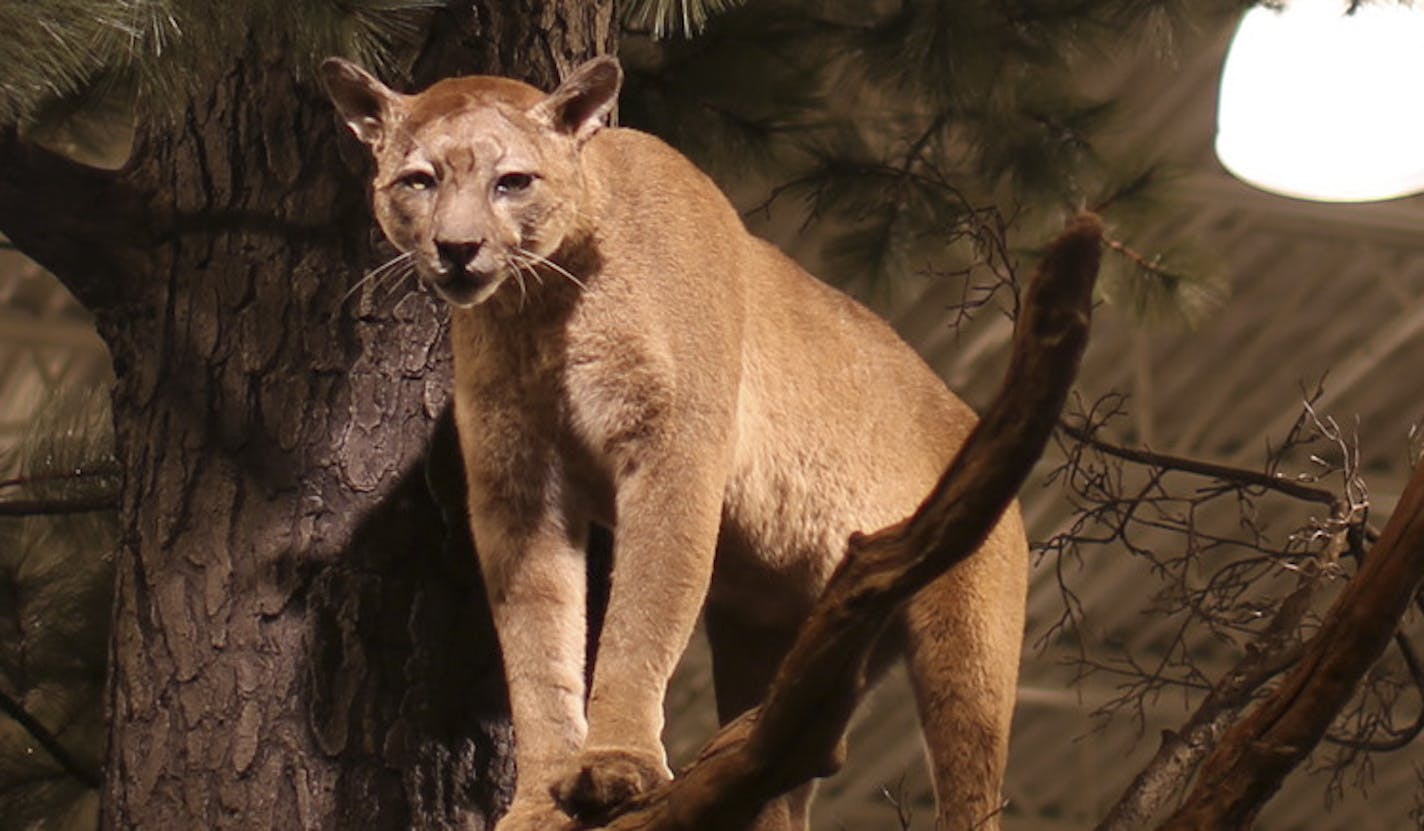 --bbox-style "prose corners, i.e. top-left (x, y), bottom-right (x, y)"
top-left (900, 512), bottom-right (1026, 831)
